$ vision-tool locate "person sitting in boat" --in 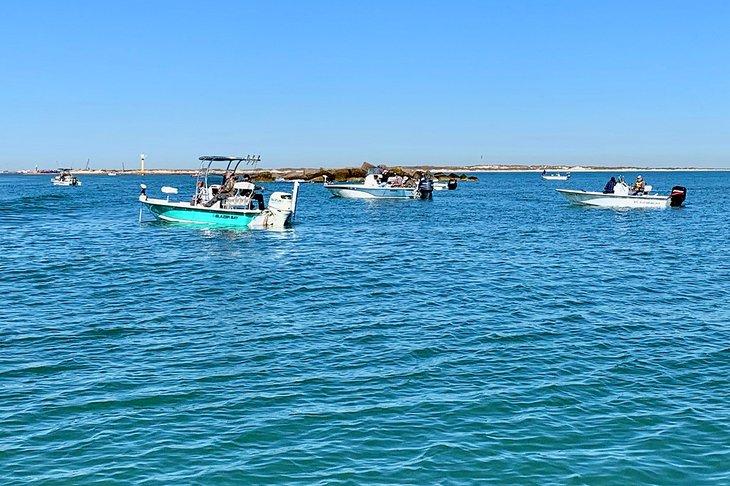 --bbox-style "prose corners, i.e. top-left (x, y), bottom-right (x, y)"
top-left (192, 180), bottom-right (205, 205)
top-left (204, 172), bottom-right (237, 207)
top-left (603, 176), bottom-right (617, 194)
top-left (240, 175), bottom-right (265, 210)
top-left (632, 175), bottom-right (646, 195)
